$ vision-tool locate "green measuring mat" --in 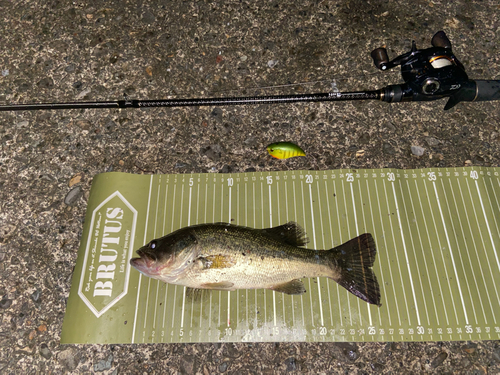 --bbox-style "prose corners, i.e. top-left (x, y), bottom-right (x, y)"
top-left (61, 168), bottom-right (500, 344)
